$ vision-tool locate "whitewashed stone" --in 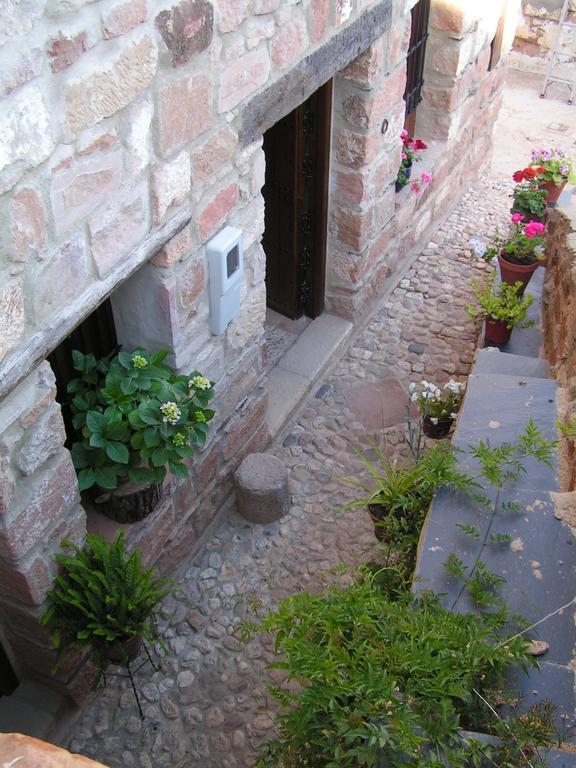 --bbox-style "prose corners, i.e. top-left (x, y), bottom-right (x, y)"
top-left (0, 279), bottom-right (25, 363)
